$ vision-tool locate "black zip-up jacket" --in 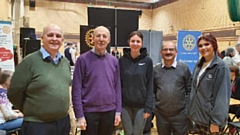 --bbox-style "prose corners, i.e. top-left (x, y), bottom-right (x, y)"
top-left (119, 48), bottom-right (154, 113)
